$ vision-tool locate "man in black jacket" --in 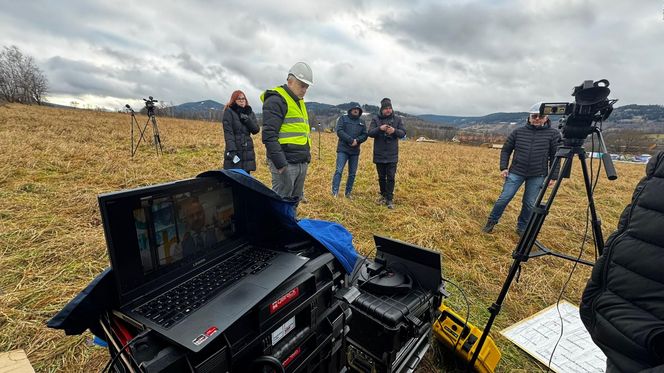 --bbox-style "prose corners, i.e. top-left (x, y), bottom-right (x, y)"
top-left (580, 152), bottom-right (664, 373)
top-left (368, 98), bottom-right (406, 209)
top-left (332, 104), bottom-right (368, 198)
top-left (482, 105), bottom-right (561, 234)
top-left (261, 62), bottom-right (313, 203)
